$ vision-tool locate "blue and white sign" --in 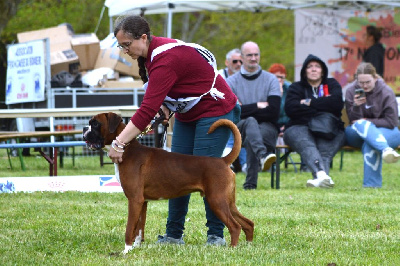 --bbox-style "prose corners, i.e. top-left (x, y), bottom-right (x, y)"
top-left (0, 175), bottom-right (123, 193)
top-left (6, 39), bottom-right (46, 104)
